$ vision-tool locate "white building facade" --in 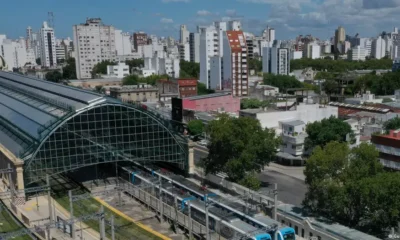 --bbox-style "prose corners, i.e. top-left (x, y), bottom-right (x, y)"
top-left (0, 36), bottom-right (28, 71)
top-left (73, 18), bottom-right (116, 79)
top-left (189, 32), bottom-right (200, 63)
top-left (115, 30), bottom-right (132, 56)
top-left (372, 36), bottom-right (386, 59)
top-left (199, 25), bottom-right (218, 88)
top-left (39, 21), bottom-right (57, 67)
top-left (180, 25), bottom-right (190, 44)
top-left (178, 43), bottom-right (190, 62)
top-left (348, 46), bottom-right (366, 61)
top-left (262, 47), bottom-right (290, 75)
top-left (106, 62), bottom-right (129, 78)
